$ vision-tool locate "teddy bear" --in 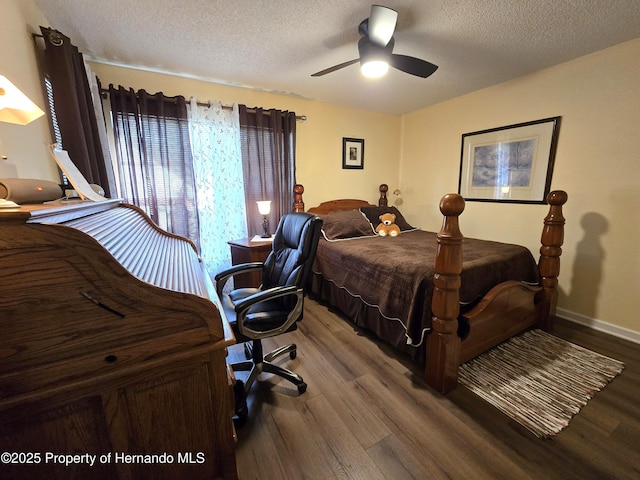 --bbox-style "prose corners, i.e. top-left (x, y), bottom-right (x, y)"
top-left (375, 212), bottom-right (401, 237)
